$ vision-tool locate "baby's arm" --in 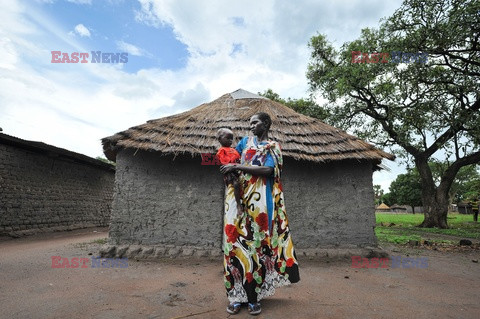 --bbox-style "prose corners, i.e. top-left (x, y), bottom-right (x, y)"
top-left (229, 147), bottom-right (241, 163)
